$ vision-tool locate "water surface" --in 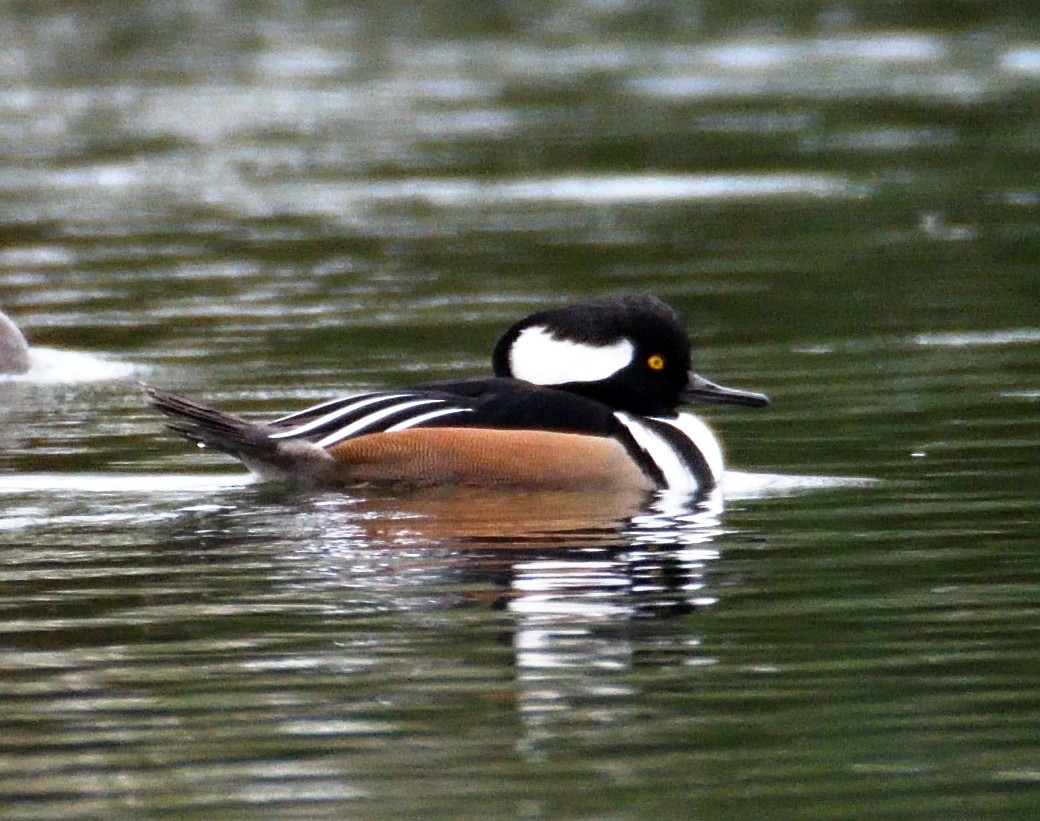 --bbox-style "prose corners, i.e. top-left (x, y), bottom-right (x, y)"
top-left (2, 3), bottom-right (1039, 819)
